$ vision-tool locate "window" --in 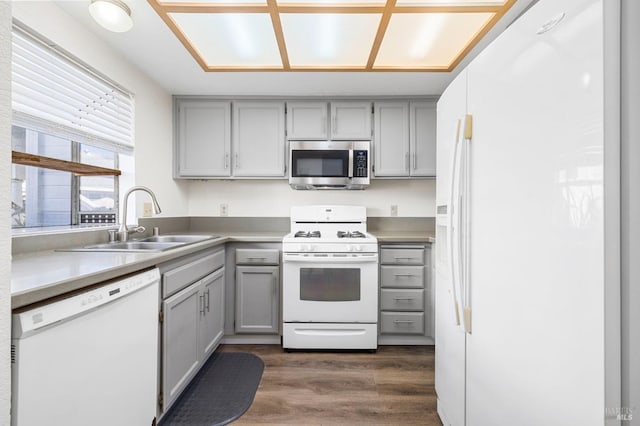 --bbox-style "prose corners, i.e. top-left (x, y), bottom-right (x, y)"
top-left (11, 21), bottom-right (134, 229)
